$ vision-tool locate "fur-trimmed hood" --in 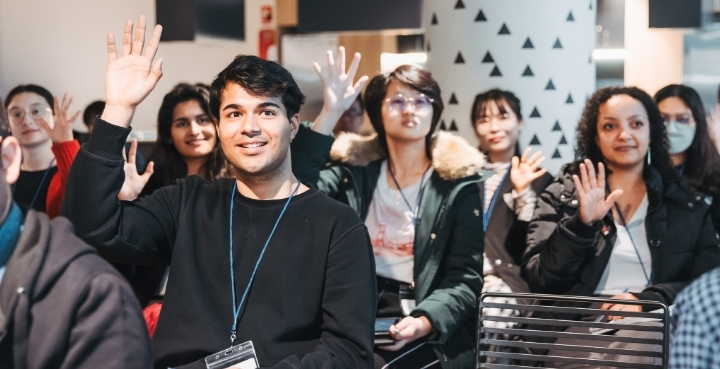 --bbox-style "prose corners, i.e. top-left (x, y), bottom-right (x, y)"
top-left (328, 131), bottom-right (486, 181)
